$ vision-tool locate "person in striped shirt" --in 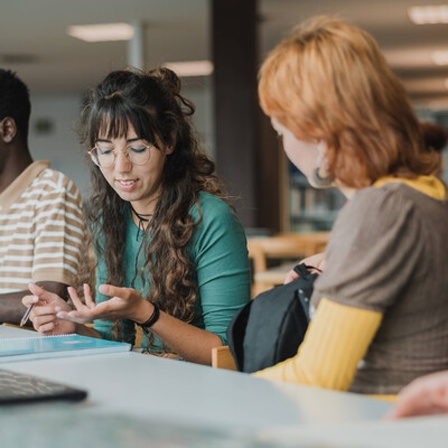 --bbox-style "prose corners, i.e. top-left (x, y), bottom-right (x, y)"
top-left (0, 68), bottom-right (87, 324)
